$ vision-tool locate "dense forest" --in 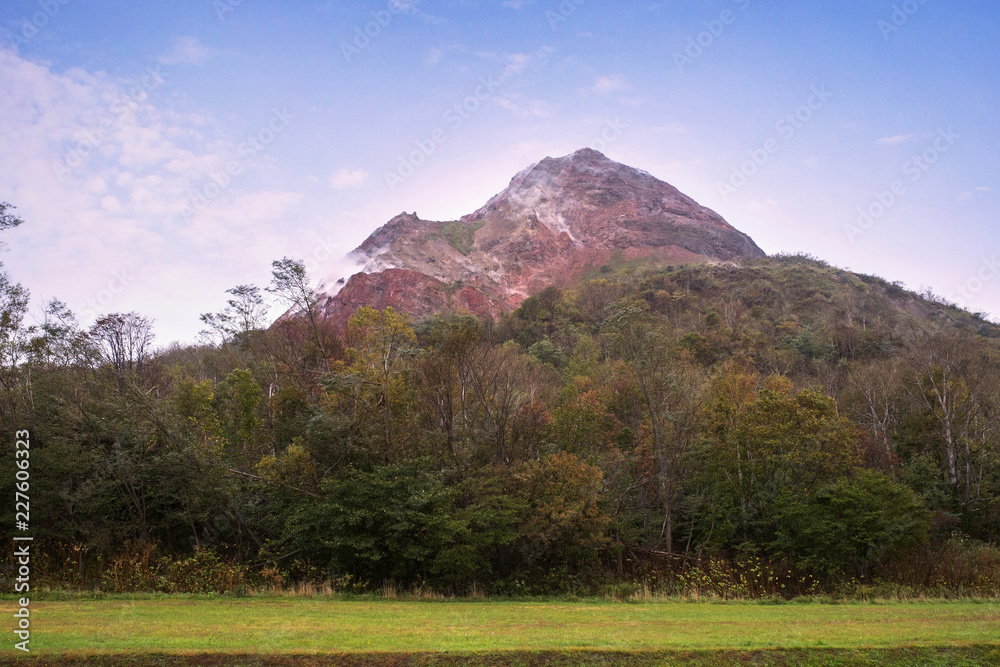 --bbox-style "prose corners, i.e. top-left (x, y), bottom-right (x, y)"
top-left (3, 204), bottom-right (1000, 598)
